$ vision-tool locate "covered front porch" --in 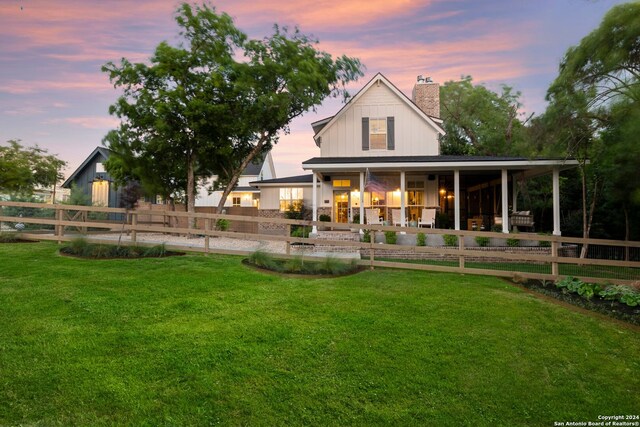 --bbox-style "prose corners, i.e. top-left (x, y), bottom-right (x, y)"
top-left (302, 156), bottom-right (579, 235)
